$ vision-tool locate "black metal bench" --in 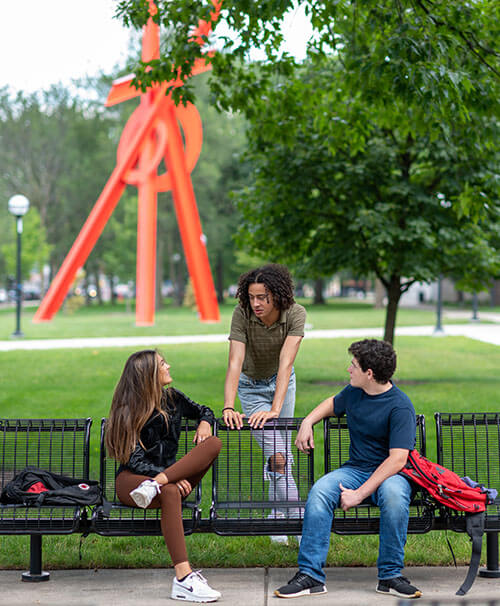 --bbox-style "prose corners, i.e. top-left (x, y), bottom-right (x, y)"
top-left (324, 414), bottom-right (433, 534)
top-left (210, 417), bottom-right (313, 535)
top-left (3, 411), bottom-right (499, 592)
top-left (91, 418), bottom-right (201, 536)
top-left (0, 418), bottom-right (92, 582)
top-left (435, 412), bottom-right (500, 578)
